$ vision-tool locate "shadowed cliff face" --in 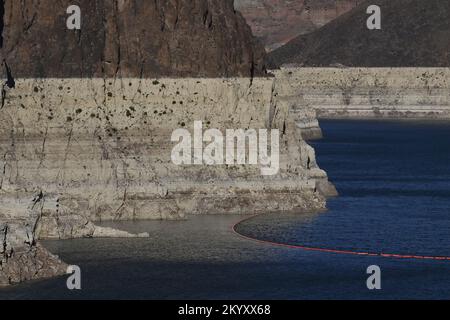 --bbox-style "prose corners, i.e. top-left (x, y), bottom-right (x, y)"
top-left (235, 0), bottom-right (361, 51)
top-left (268, 0), bottom-right (450, 67)
top-left (0, 0), bottom-right (266, 78)
top-left (0, 1), bottom-right (334, 288)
